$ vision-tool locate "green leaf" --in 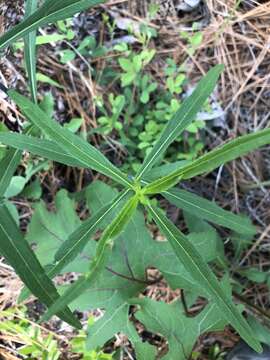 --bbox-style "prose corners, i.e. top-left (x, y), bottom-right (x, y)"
top-left (87, 302), bottom-right (156, 359)
top-left (141, 161), bottom-right (188, 182)
top-left (36, 73), bottom-right (64, 88)
top-left (0, 149), bottom-right (22, 198)
top-left (184, 212), bottom-right (227, 269)
top-left (131, 298), bottom-right (227, 360)
top-left (8, 91), bottom-right (132, 188)
top-left (0, 0), bottom-right (105, 51)
top-left (240, 268), bottom-right (267, 284)
top-left (147, 204), bottom-right (262, 353)
top-left (24, 0), bottom-right (38, 103)
top-left (135, 65), bottom-right (224, 179)
top-left (41, 194), bottom-right (139, 322)
top-left (247, 315), bottom-right (270, 346)
top-left (0, 125), bottom-right (36, 200)
top-left (0, 203), bottom-right (81, 329)
top-left (163, 188), bottom-right (256, 235)
top-left (19, 189), bottom-right (83, 302)
top-left (54, 189), bottom-right (131, 268)
top-left (20, 186), bottom-right (130, 302)
top-left (86, 180), bottom-right (118, 226)
top-left (144, 127), bottom-right (270, 194)
top-left (19, 184), bottom-right (230, 355)
top-left (0, 132), bottom-right (85, 167)
top-left (5, 176), bottom-right (27, 198)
